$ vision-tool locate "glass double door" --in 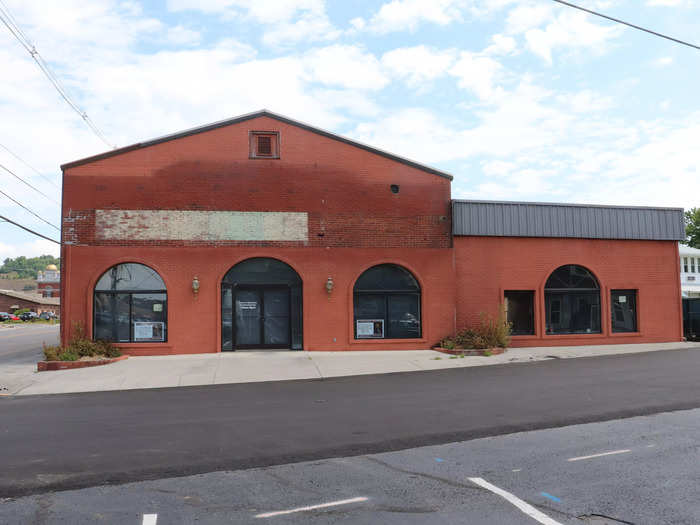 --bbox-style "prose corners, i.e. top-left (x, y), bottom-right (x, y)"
top-left (230, 286), bottom-right (291, 349)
